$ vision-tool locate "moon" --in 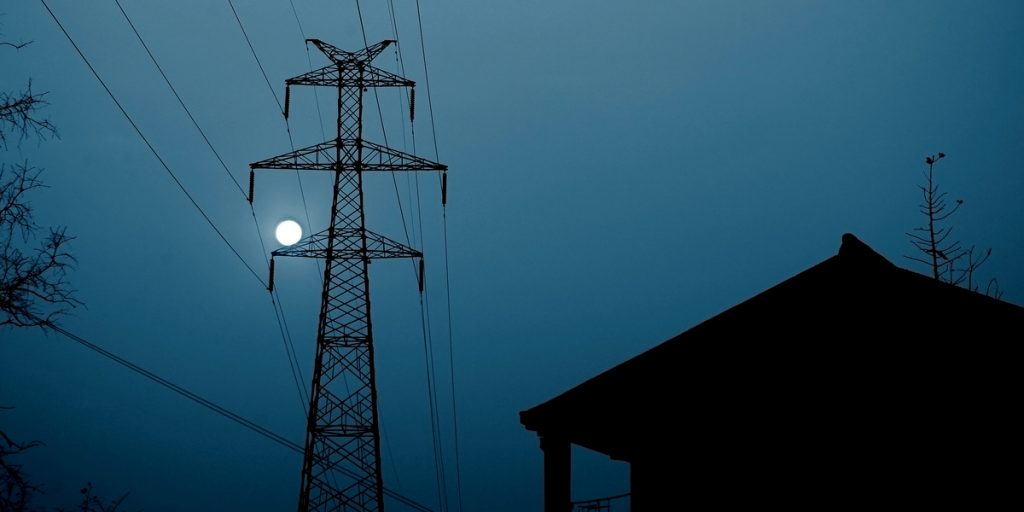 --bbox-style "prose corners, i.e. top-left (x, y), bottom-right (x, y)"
top-left (275, 220), bottom-right (302, 245)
